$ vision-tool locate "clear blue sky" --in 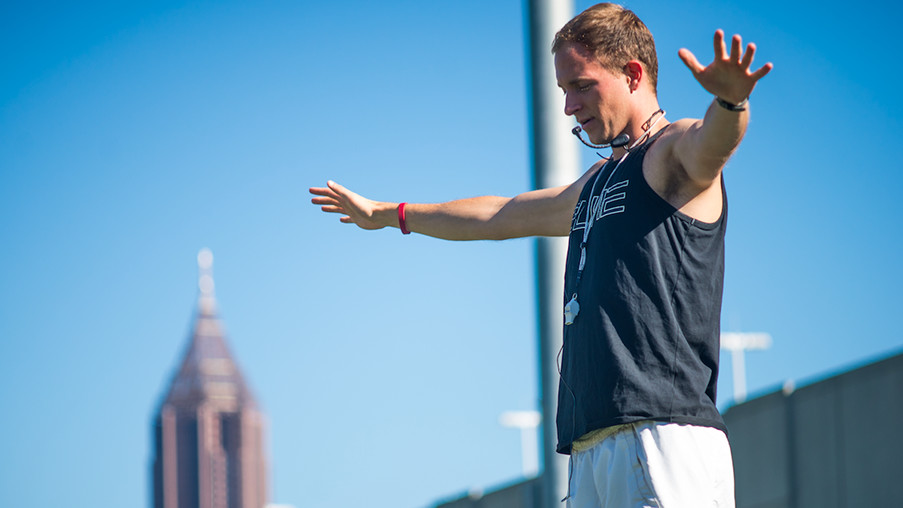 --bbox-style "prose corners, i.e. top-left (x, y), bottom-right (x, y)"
top-left (2, 1), bottom-right (901, 507)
